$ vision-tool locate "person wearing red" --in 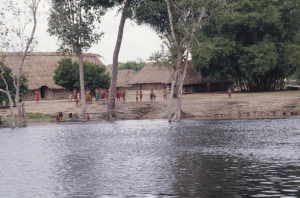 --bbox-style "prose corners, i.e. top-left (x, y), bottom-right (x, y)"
top-left (140, 91), bottom-right (143, 102)
top-left (116, 90), bottom-right (120, 101)
top-left (35, 89), bottom-right (40, 104)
